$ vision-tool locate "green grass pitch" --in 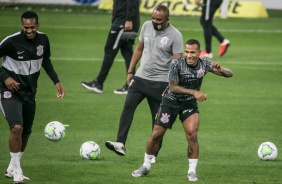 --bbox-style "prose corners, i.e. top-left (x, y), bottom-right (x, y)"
top-left (0, 6), bottom-right (282, 184)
